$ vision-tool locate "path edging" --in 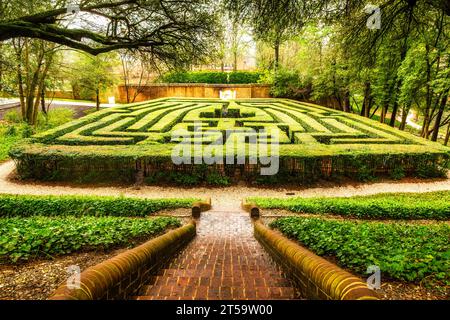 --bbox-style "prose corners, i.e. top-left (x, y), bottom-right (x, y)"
top-left (241, 199), bottom-right (260, 218)
top-left (192, 198), bottom-right (212, 218)
top-left (254, 220), bottom-right (378, 300)
top-left (49, 221), bottom-right (196, 300)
